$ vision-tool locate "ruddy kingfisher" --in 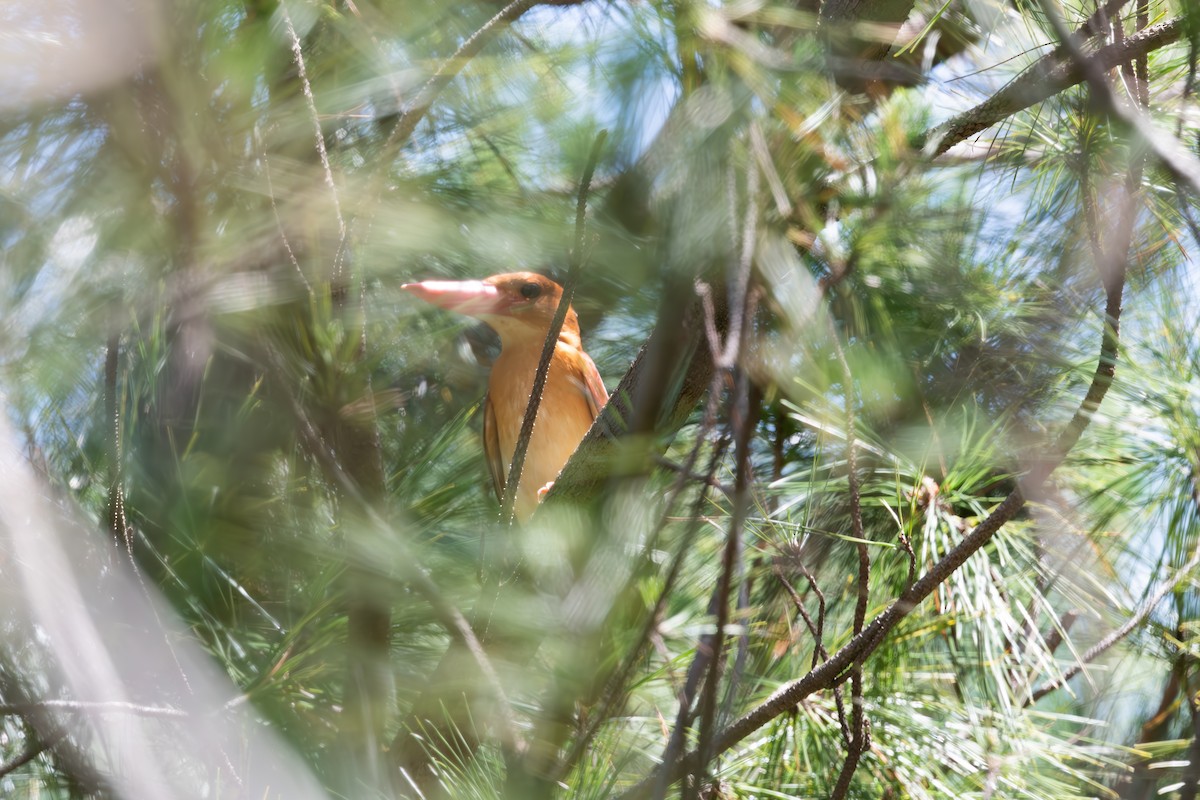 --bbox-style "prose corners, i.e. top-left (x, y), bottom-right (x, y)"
top-left (403, 272), bottom-right (608, 521)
